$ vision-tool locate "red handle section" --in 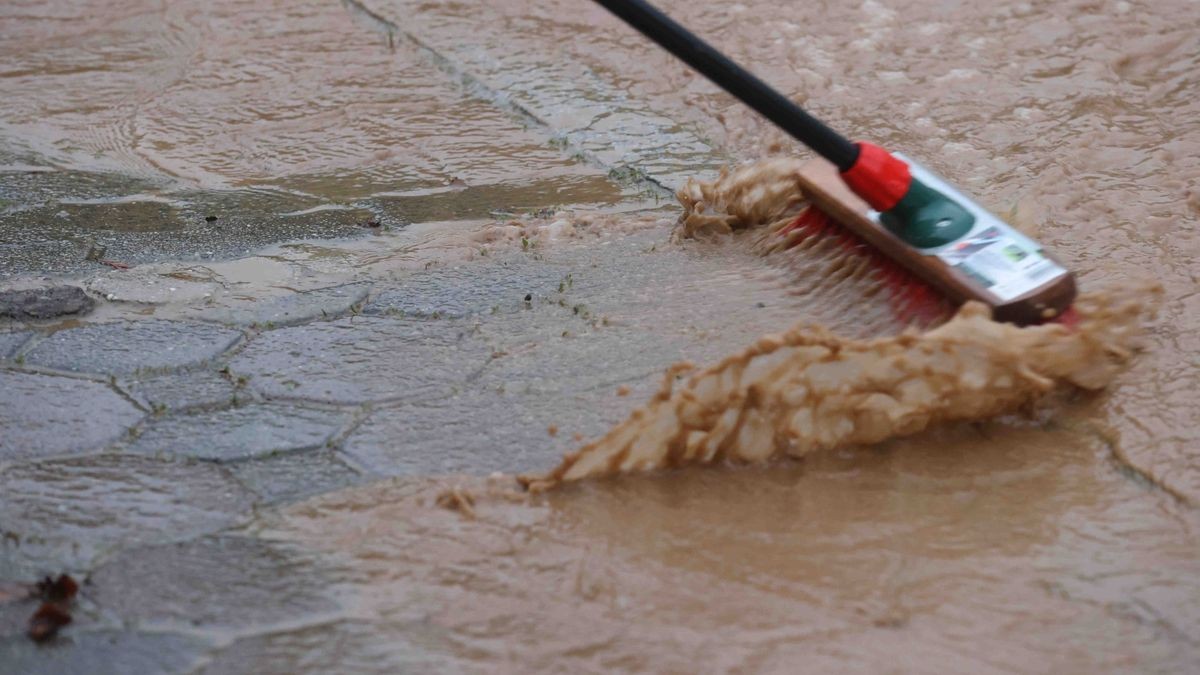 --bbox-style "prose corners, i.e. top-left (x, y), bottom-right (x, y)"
top-left (839, 142), bottom-right (912, 212)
